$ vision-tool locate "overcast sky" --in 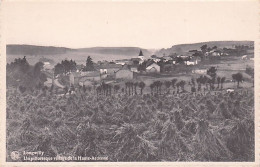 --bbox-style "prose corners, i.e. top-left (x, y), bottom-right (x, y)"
top-left (3, 1), bottom-right (259, 49)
